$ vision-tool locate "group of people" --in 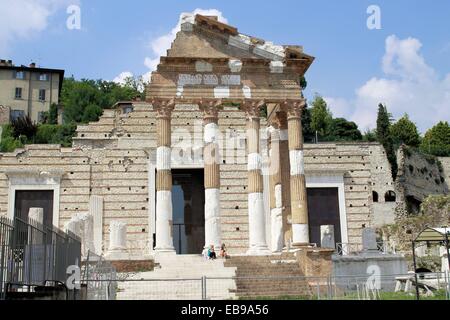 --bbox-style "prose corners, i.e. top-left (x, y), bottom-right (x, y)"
top-left (203, 244), bottom-right (228, 260)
